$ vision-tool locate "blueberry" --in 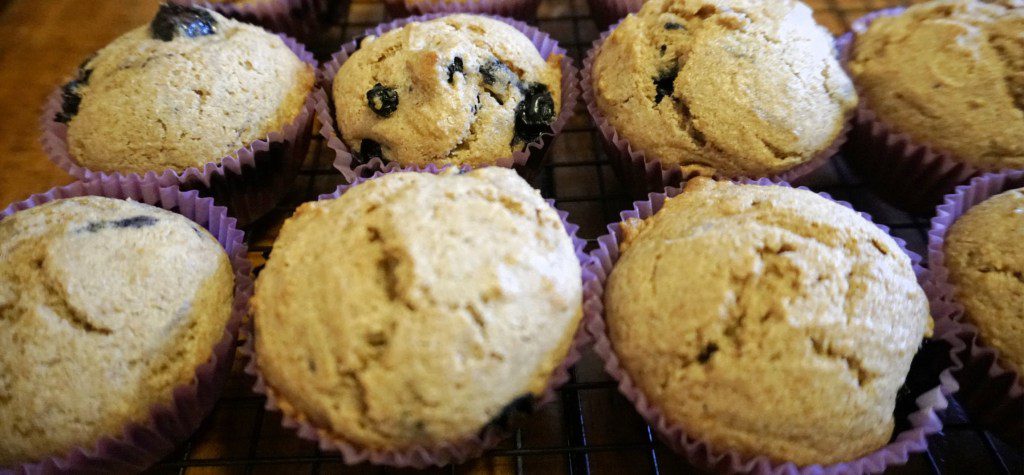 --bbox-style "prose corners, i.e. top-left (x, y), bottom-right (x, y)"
top-left (664, 22), bottom-right (685, 30)
top-left (358, 139), bottom-right (383, 163)
top-left (55, 67), bottom-right (93, 124)
top-left (489, 394), bottom-right (534, 429)
top-left (653, 66), bottom-right (678, 104)
top-left (150, 3), bottom-right (218, 42)
top-left (513, 82), bottom-right (556, 145)
top-left (366, 83), bottom-right (398, 117)
top-left (697, 342), bottom-right (718, 363)
top-left (447, 57), bottom-right (463, 84)
top-left (480, 58), bottom-right (514, 86)
top-left (82, 215), bottom-right (158, 233)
